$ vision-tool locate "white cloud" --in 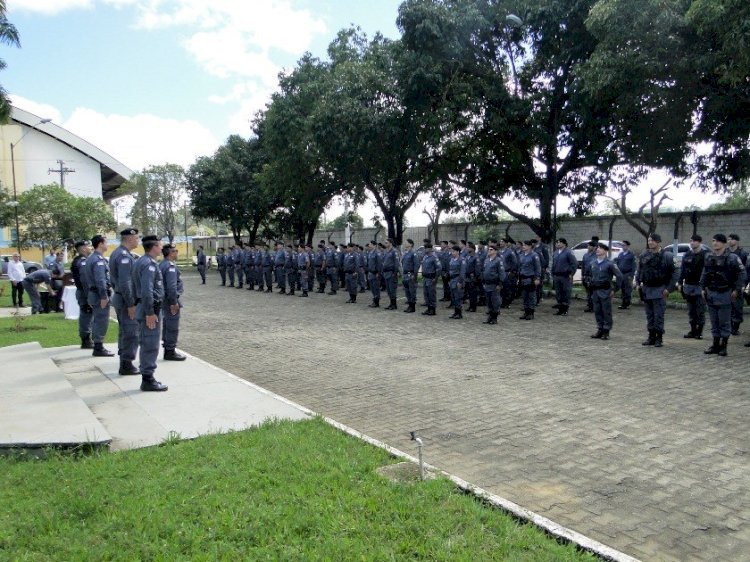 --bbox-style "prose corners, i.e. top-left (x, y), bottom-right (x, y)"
top-left (8, 0), bottom-right (93, 15)
top-left (9, 95), bottom-right (63, 123)
top-left (63, 108), bottom-right (220, 170)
